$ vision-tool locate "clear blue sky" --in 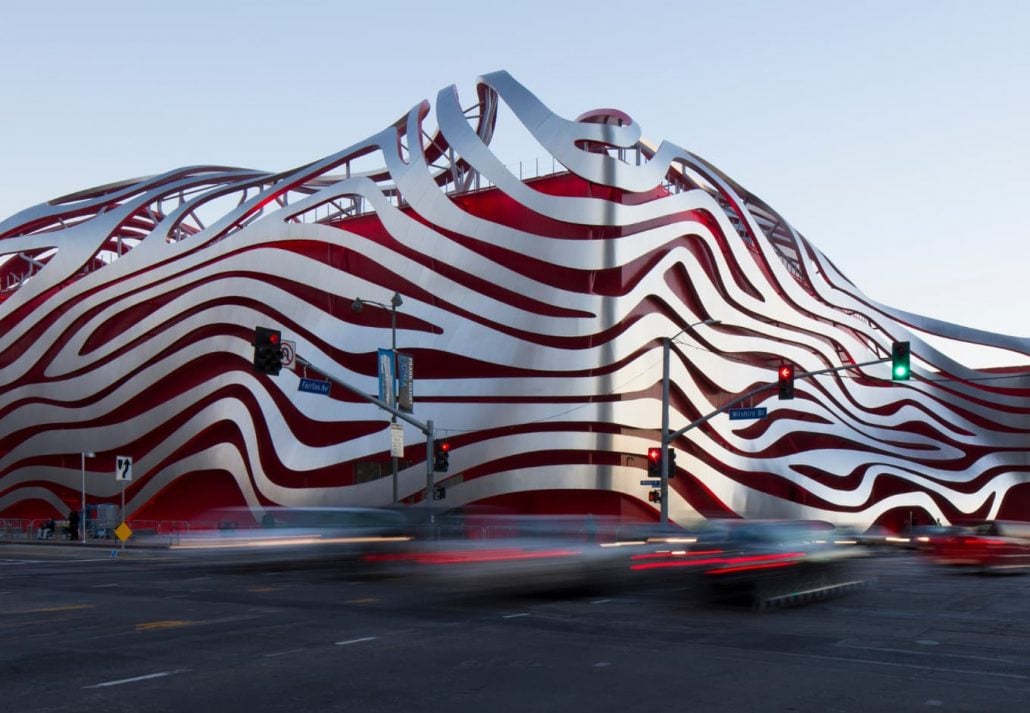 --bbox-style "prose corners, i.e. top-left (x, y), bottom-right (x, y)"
top-left (2, 0), bottom-right (1027, 365)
